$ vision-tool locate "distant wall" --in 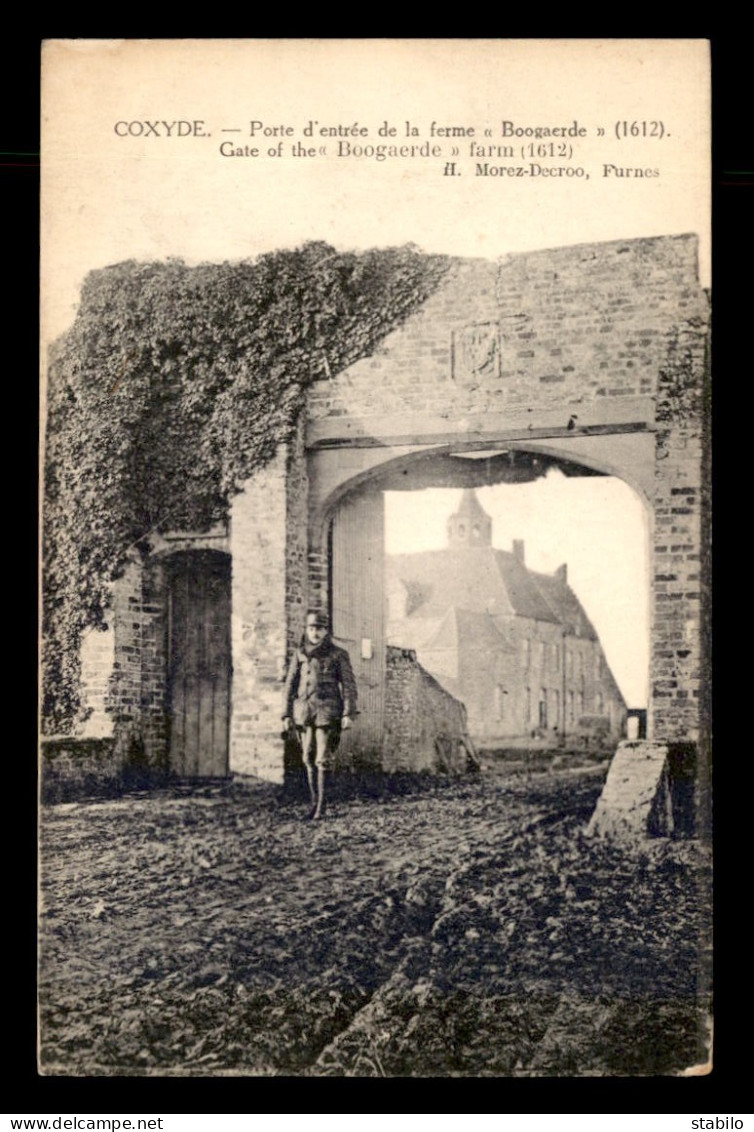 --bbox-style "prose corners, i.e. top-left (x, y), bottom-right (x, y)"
top-left (383, 646), bottom-right (470, 774)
